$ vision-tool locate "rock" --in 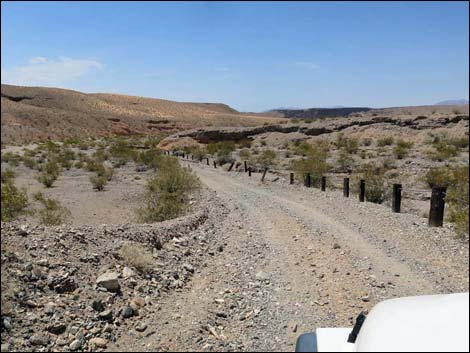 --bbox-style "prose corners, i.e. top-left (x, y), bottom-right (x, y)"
top-left (92, 299), bottom-right (104, 312)
top-left (98, 310), bottom-right (113, 321)
top-left (217, 245), bottom-right (224, 252)
top-left (89, 337), bottom-right (108, 348)
top-left (96, 272), bottom-right (120, 292)
top-left (2, 317), bottom-right (11, 331)
top-left (44, 302), bottom-right (56, 316)
top-left (333, 243), bottom-right (341, 249)
top-left (47, 322), bottom-right (67, 335)
top-left (361, 295), bottom-right (370, 302)
top-left (255, 271), bottom-right (270, 281)
top-left (292, 323), bottom-right (298, 333)
top-left (135, 322), bottom-right (147, 332)
top-left (48, 275), bottom-right (78, 294)
top-left (17, 226), bottom-right (28, 236)
top-left (29, 334), bottom-right (49, 346)
top-left (69, 338), bottom-right (84, 351)
top-left (1, 343), bottom-right (11, 352)
top-left (121, 306), bottom-right (134, 319)
top-left (122, 267), bottom-right (135, 279)
top-left (183, 263), bottom-right (195, 273)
